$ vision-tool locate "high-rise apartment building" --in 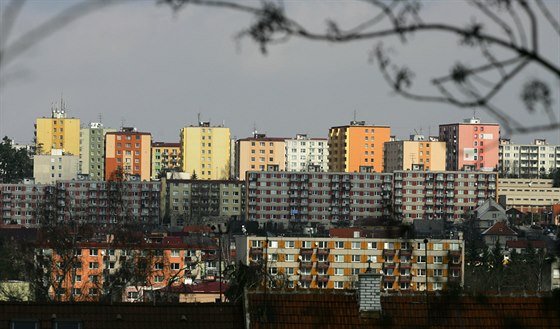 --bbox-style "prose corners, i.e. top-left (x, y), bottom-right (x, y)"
top-left (235, 133), bottom-right (286, 180)
top-left (392, 170), bottom-right (498, 222)
top-left (498, 139), bottom-right (560, 178)
top-left (180, 121), bottom-right (231, 180)
top-left (151, 142), bottom-right (181, 179)
top-left (439, 118), bottom-right (500, 171)
top-left (328, 121), bottom-right (391, 173)
top-left (34, 100), bottom-right (80, 155)
top-left (160, 178), bottom-right (245, 227)
top-left (105, 128), bottom-right (152, 181)
top-left (285, 134), bottom-right (329, 172)
top-left (80, 122), bottom-right (116, 181)
top-left (384, 136), bottom-right (446, 172)
top-left (246, 171), bottom-right (393, 228)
